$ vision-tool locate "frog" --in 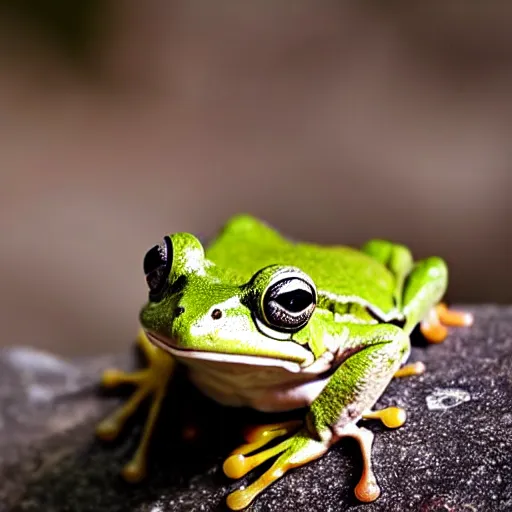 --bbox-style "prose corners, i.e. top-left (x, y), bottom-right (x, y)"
top-left (96, 214), bottom-right (473, 510)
